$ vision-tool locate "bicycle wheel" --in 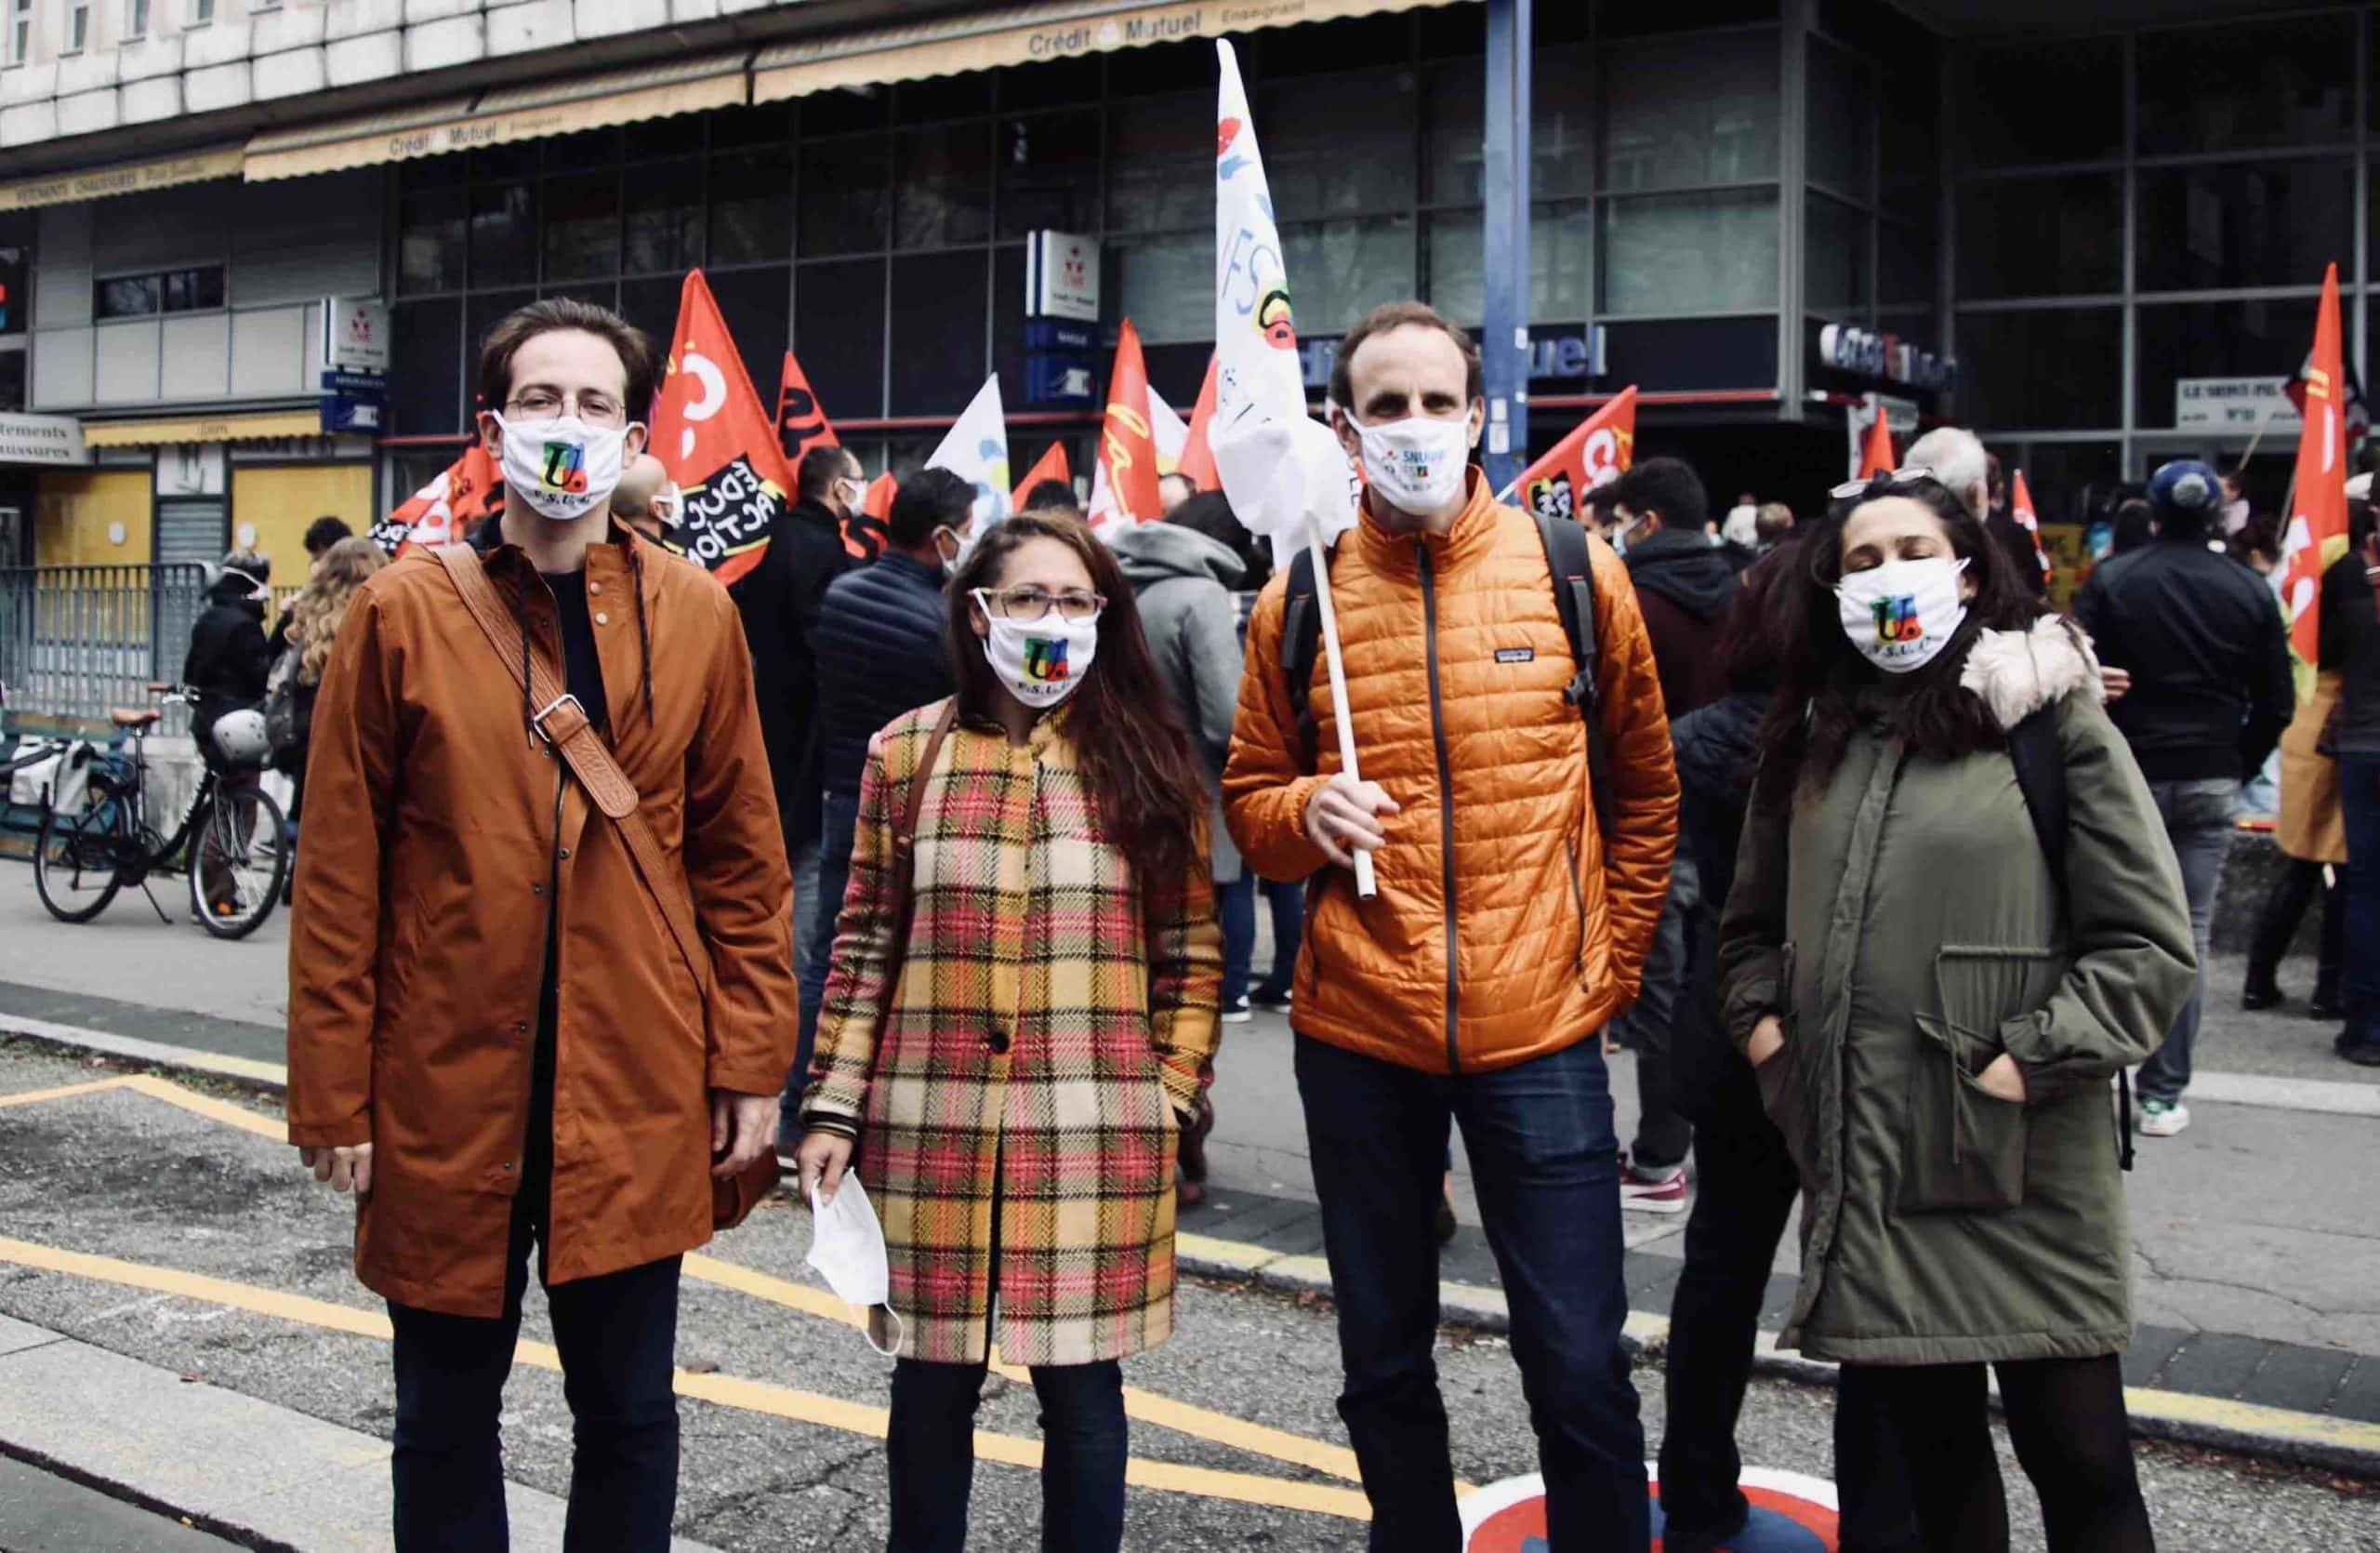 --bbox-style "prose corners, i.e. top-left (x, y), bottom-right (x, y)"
top-left (33, 791), bottom-right (123, 923)
top-left (189, 780), bottom-right (289, 941)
